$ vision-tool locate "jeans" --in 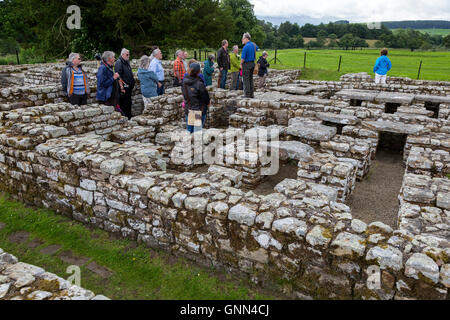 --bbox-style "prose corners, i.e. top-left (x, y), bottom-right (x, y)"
top-left (157, 82), bottom-right (165, 96)
top-left (186, 113), bottom-right (206, 133)
top-left (220, 69), bottom-right (228, 89)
